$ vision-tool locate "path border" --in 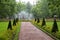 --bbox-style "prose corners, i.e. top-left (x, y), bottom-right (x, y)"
top-left (31, 23), bottom-right (59, 40)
